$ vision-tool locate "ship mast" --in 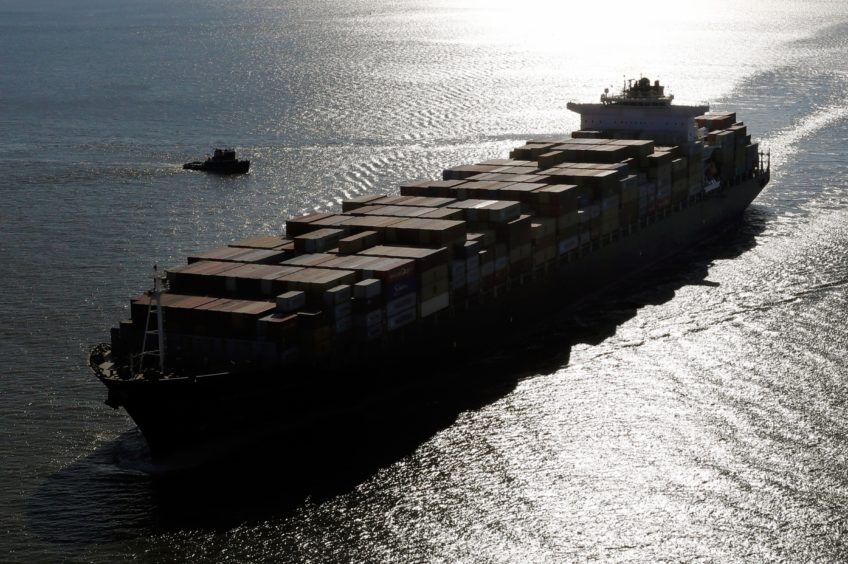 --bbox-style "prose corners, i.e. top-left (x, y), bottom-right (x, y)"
top-left (154, 266), bottom-right (165, 373)
top-left (135, 265), bottom-right (166, 374)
